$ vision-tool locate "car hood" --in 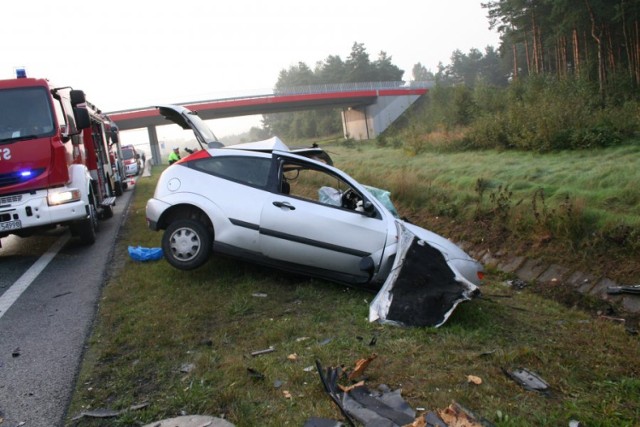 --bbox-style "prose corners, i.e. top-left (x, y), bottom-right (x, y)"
top-left (369, 222), bottom-right (479, 328)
